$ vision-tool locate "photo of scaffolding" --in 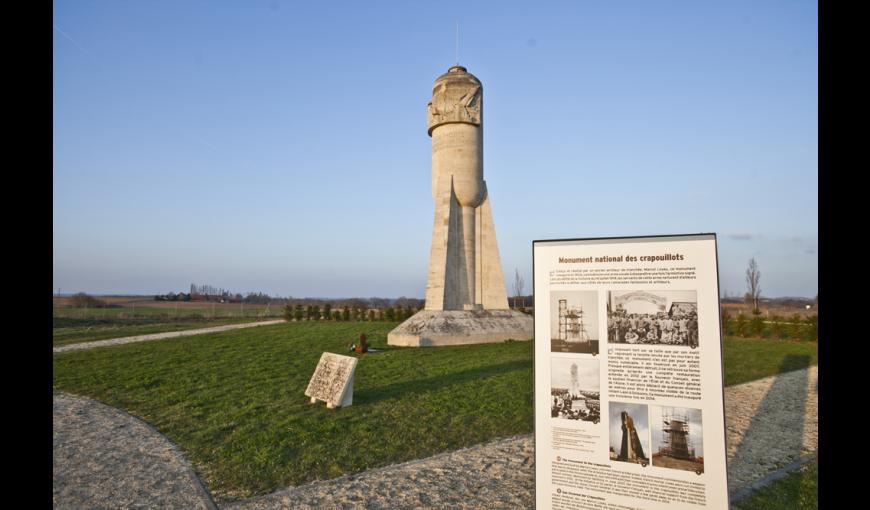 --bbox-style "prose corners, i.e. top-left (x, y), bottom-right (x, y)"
top-left (606, 290), bottom-right (699, 347)
top-left (550, 357), bottom-right (600, 423)
top-left (608, 402), bottom-right (650, 466)
top-left (550, 291), bottom-right (599, 355)
top-left (650, 406), bottom-right (704, 473)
